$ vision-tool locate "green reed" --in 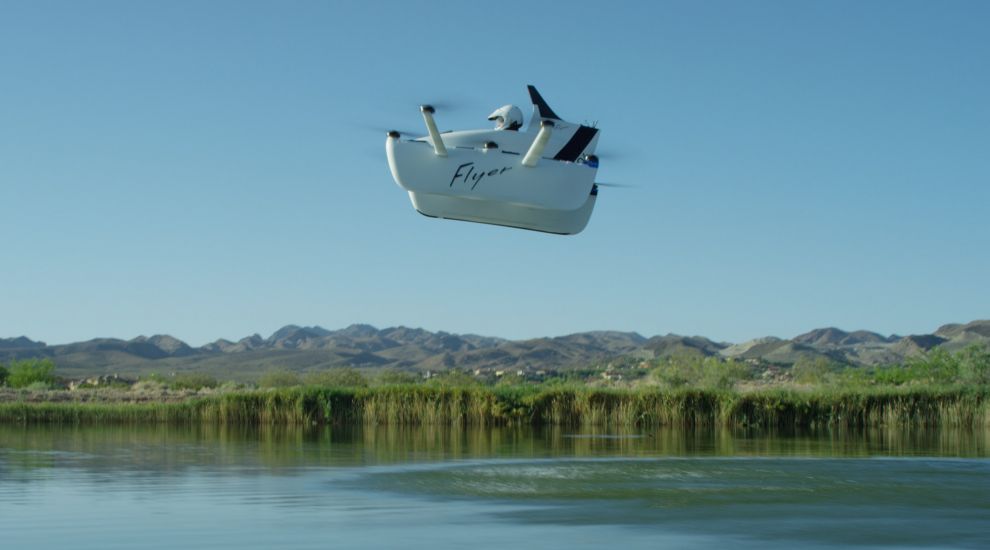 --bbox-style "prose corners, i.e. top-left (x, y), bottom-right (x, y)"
top-left (722, 387), bottom-right (990, 429)
top-left (1, 386), bottom-right (987, 428)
